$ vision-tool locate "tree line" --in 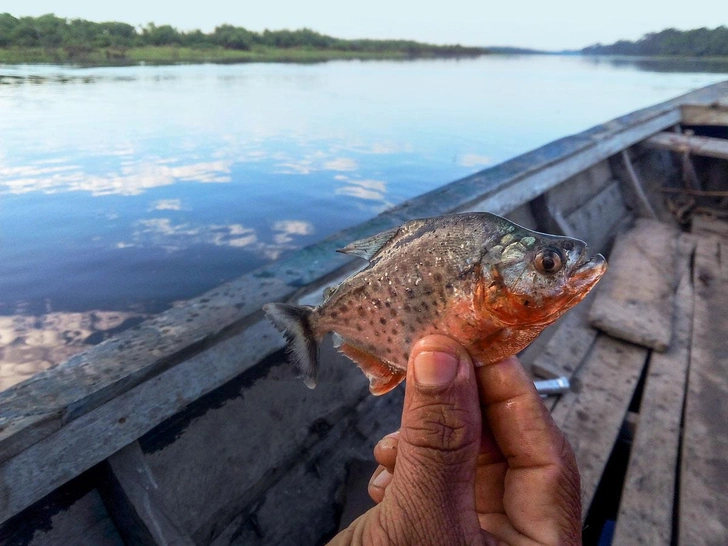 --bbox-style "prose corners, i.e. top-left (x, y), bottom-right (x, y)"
top-left (582, 27), bottom-right (728, 57)
top-left (0, 13), bottom-right (485, 56)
